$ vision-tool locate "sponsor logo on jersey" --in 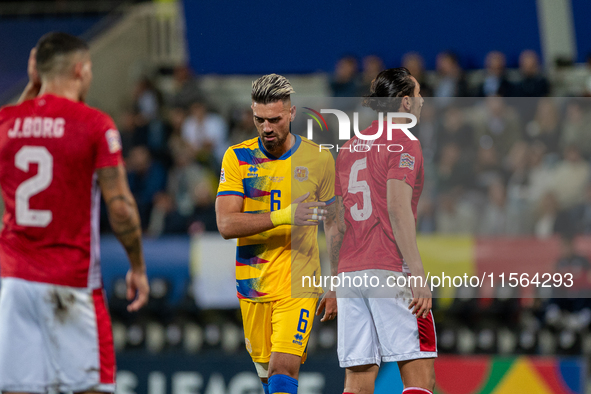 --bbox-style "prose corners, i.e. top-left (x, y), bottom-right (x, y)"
top-left (245, 338), bottom-right (252, 353)
top-left (294, 166), bottom-right (309, 182)
top-left (399, 153), bottom-right (415, 171)
top-left (293, 333), bottom-right (303, 346)
top-left (247, 165), bottom-right (258, 178)
top-left (220, 168), bottom-right (226, 183)
top-left (269, 176), bottom-right (284, 183)
top-left (105, 129), bottom-right (122, 153)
